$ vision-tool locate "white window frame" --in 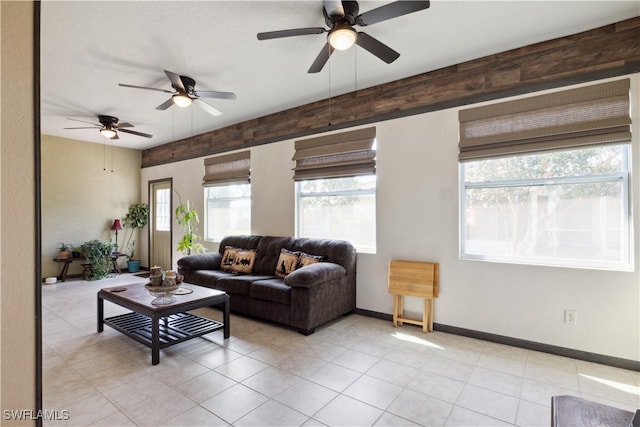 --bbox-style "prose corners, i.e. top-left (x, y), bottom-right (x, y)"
top-left (459, 145), bottom-right (632, 271)
top-left (204, 183), bottom-right (251, 242)
top-left (295, 176), bottom-right (376, 253)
